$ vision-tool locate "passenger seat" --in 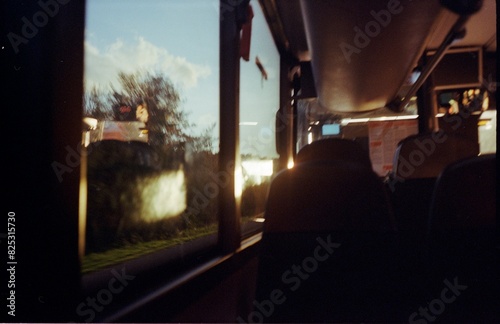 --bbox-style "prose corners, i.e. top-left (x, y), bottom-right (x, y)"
top-left (254, 139), bottom-right (402, 322)
top-left (425, 153), bottom-right (498, 323)
top-left (386, 132), bottom-right (479, 244)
